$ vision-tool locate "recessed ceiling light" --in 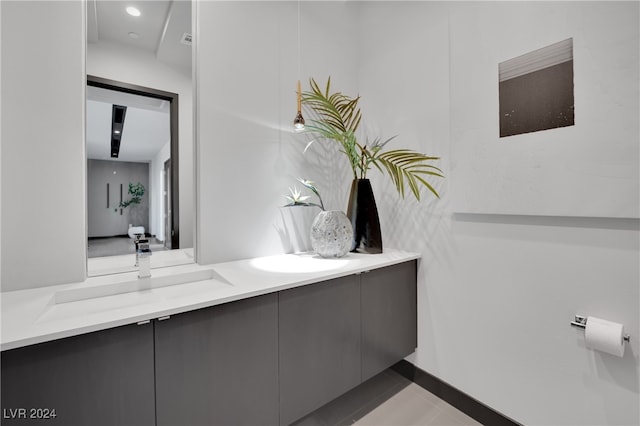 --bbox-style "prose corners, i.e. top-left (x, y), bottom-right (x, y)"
top-left (126, 6), bottom-right (141, 17)
top-left (128, 32), bottom-right (139, 39)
